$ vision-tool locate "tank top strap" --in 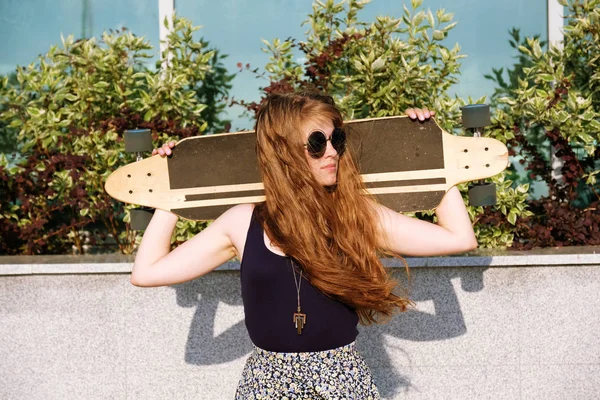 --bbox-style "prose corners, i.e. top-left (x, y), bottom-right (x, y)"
top-left (242, 204), bottom-right (267, 263)
top-left (248, 204), bottom-right (261, 235)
